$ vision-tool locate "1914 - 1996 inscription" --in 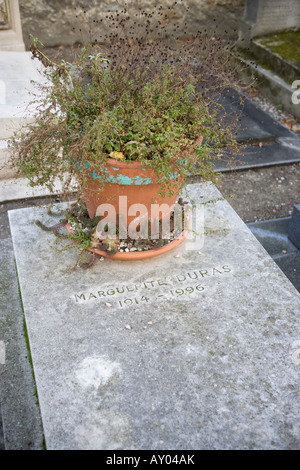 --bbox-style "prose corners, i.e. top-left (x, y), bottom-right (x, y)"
top-left (74, 265), bottom-right (232, 308)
